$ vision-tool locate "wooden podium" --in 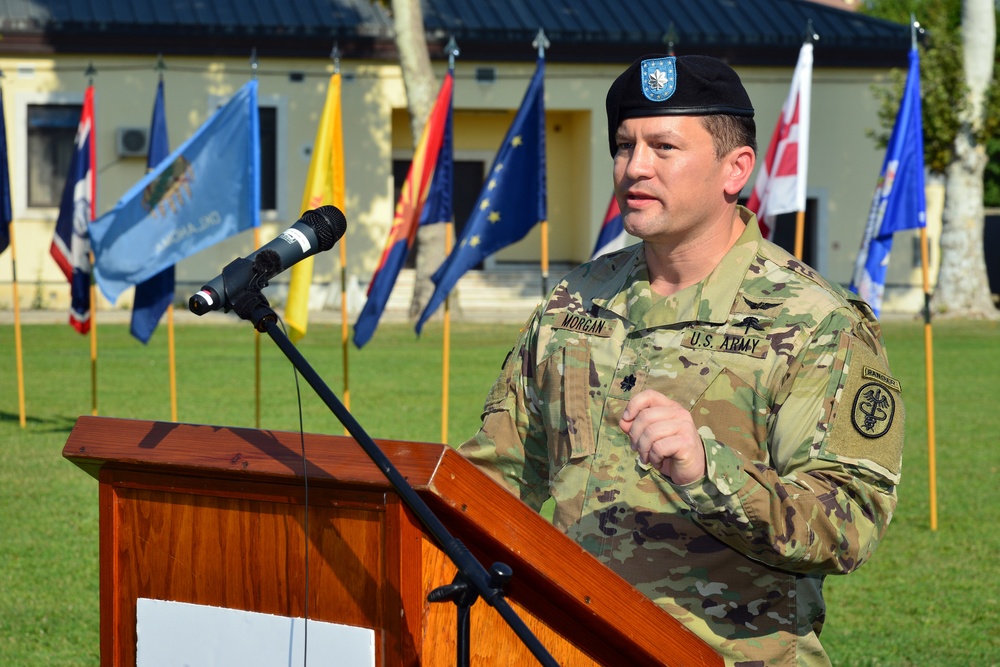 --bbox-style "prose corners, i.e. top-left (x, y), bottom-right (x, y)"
top-left (63, 415), bottom-right (721, 667)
